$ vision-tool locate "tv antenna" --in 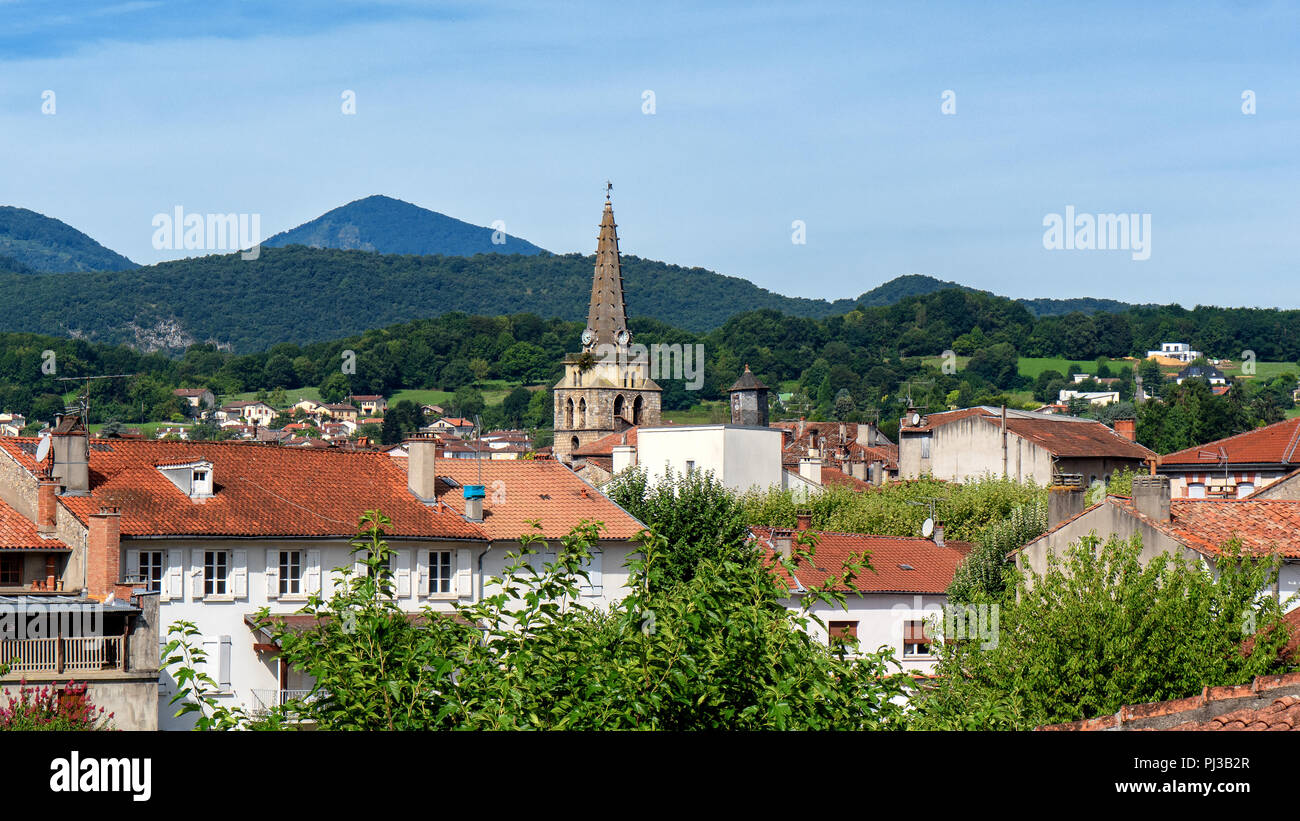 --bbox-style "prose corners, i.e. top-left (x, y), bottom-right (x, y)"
top-left (1197, 446), bottom-right (1230, 486)
top-left (906, 498), bottom-right (944, 536)
top-left (55, 373), bottom-right (138, 428)
top-left (902, 380), bottom-right (935, 407)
